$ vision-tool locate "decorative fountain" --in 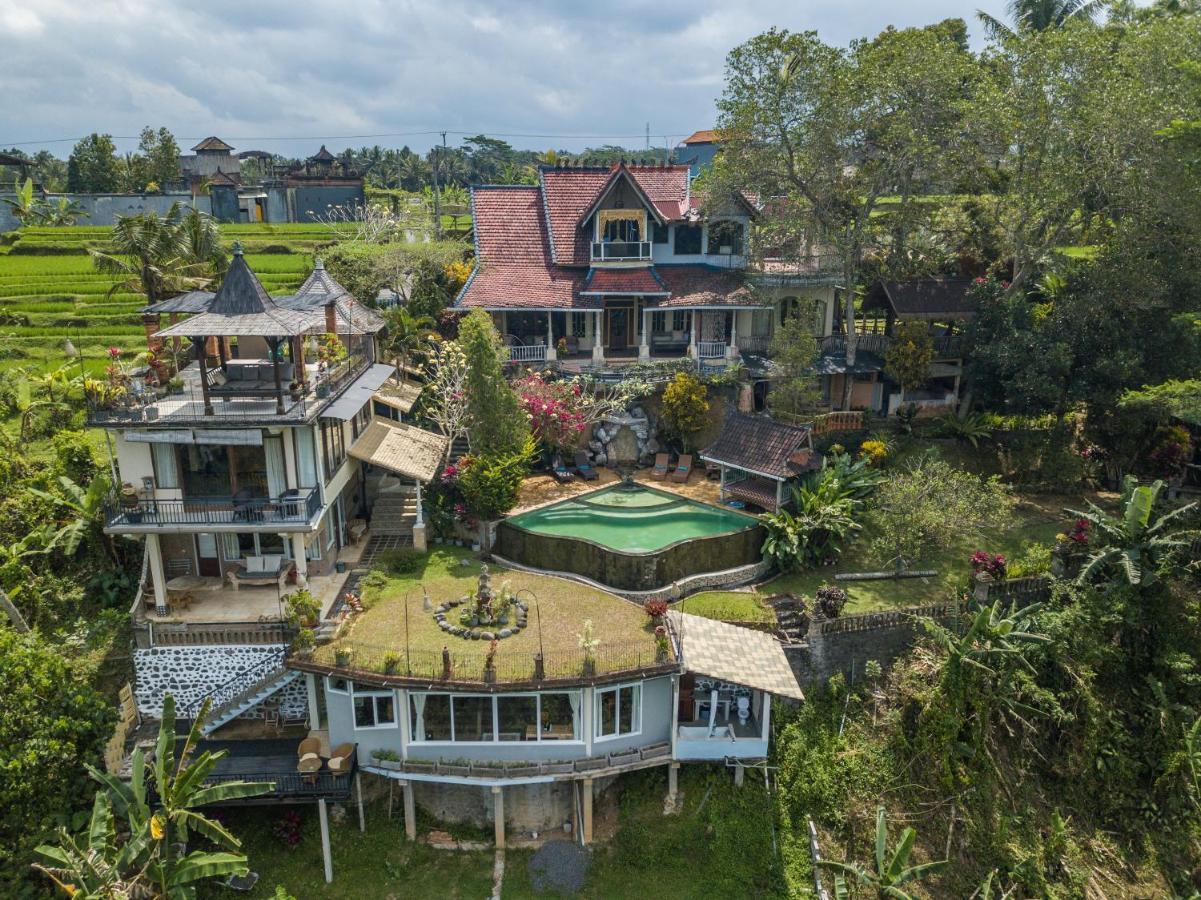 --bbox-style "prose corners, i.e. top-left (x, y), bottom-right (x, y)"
top-left (431, 564), bottom-right (529, 641)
